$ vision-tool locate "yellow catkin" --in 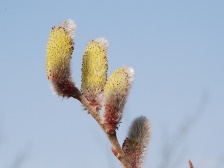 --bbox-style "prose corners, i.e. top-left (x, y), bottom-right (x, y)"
top-left (81, 40), bottom-right (108, 107)
top-left (104, 68), bottom-right (128, 95)
top-left (45, 19), bottom-right (77, 98)
top-left (46, 27), bottom-right (73, 79)
top-left (103, 66), bottom-right (134, 132)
